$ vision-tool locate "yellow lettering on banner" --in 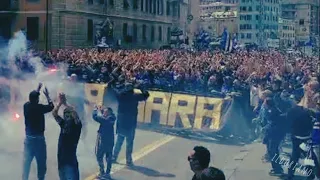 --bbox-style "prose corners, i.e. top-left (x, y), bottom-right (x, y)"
top-left (194, 97), bottom-right (223, 130)
top-left (168, 94), bottom-right (196, 128)
top-left (134, 89), bottom-right (146, 123)
top-left (84, 83), bottom-right (107, 115)
top-left (144, 91), bottom-right (171, 124)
